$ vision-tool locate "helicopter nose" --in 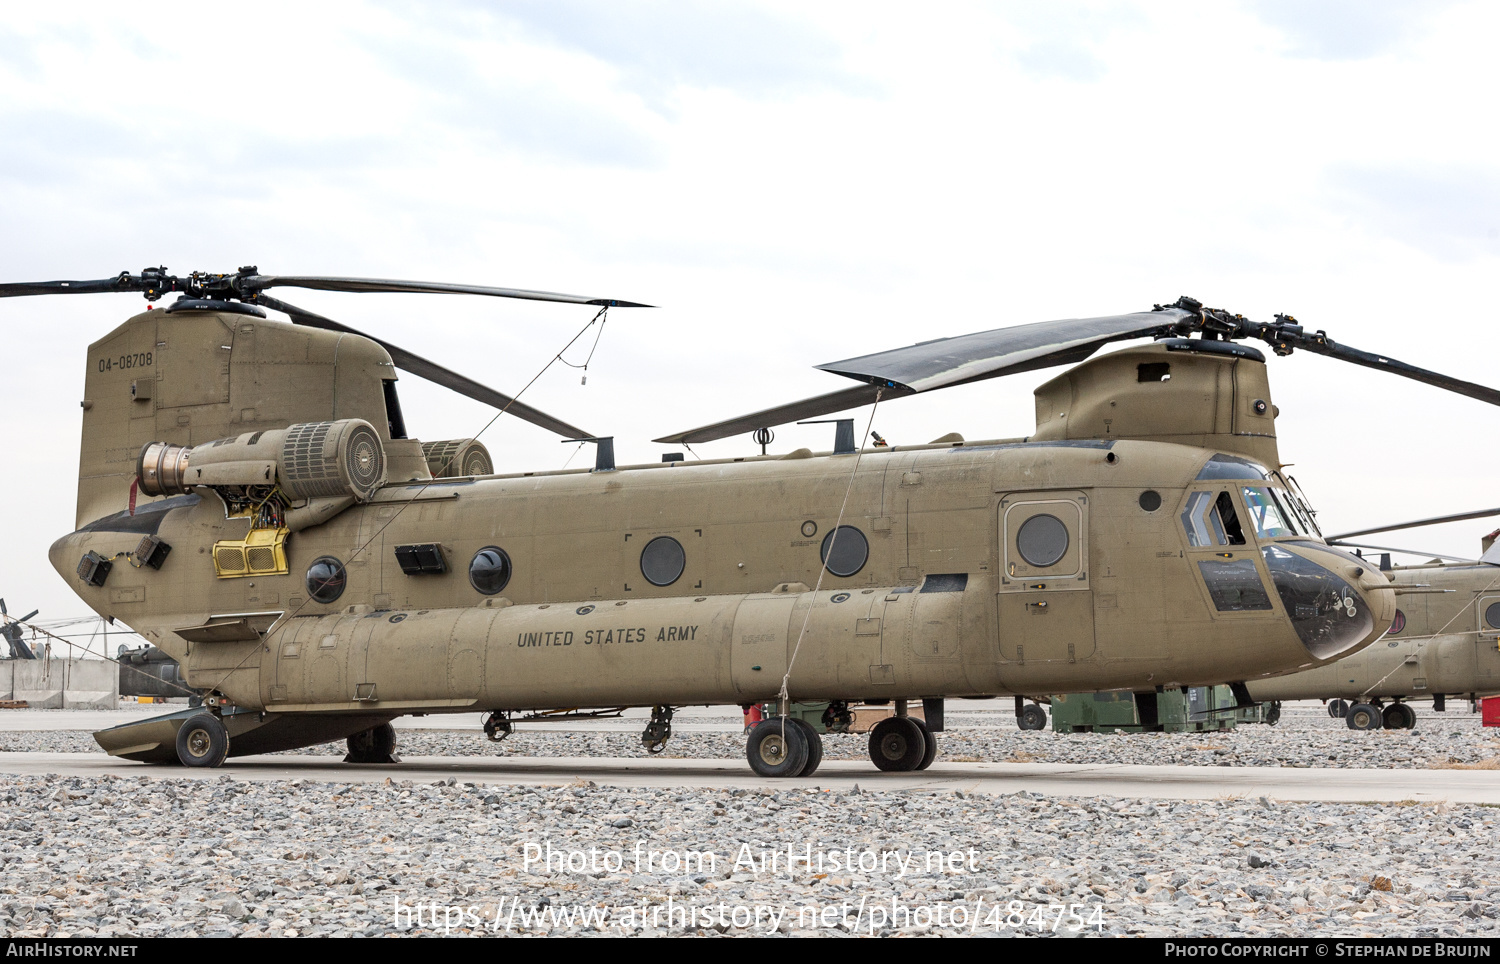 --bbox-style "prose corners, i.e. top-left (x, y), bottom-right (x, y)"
top-left (1261, 543), bottom-right (1395, 661)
